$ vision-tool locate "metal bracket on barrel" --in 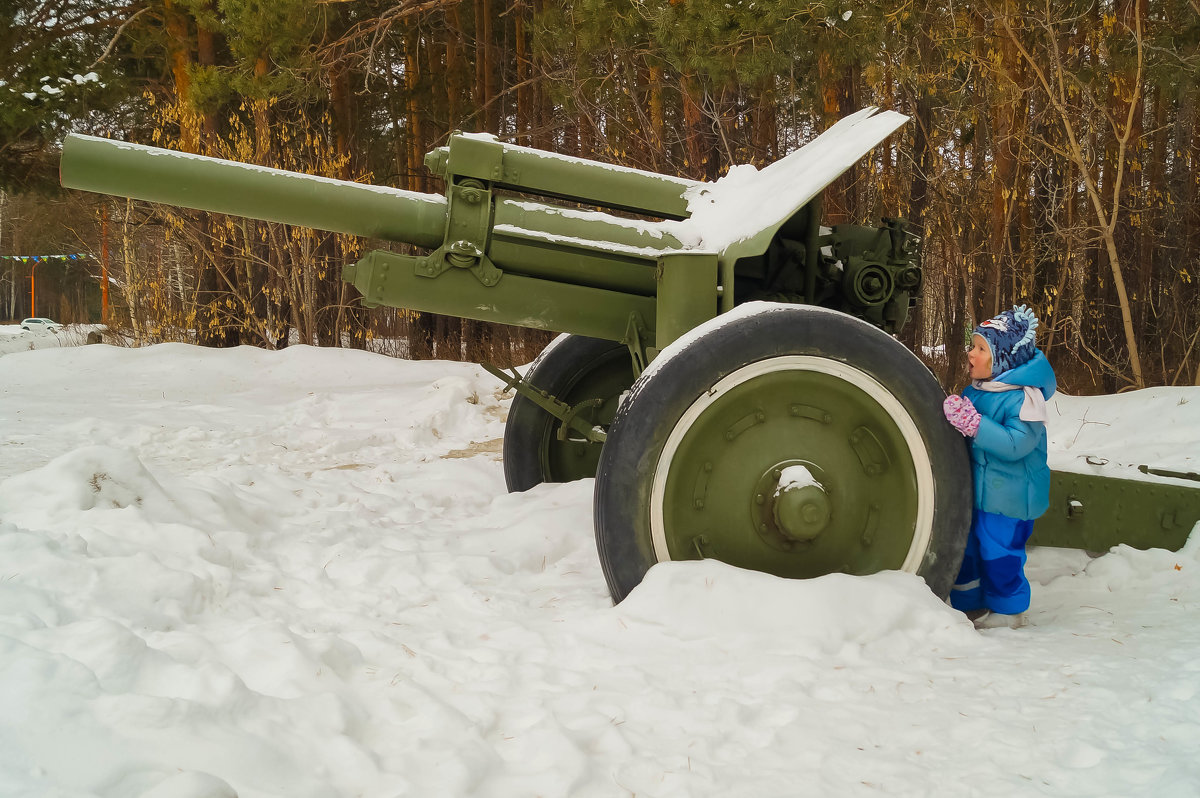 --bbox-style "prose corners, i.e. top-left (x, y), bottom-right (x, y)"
top-left (418, 175), bottom-right (503, 287)
top-left (416, 240), bottom-right (503, 287)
